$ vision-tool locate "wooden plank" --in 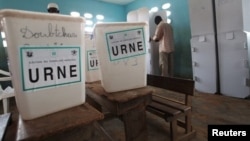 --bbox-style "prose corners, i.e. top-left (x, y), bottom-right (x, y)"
top-left (147, 74), bottom-right (194, 96)
top-left (16, 103), bottom-right (104, 141)
top-left (148, 102), bottom-right (181, 117)
top-left (152, 95), bottom-right (191, 113)
top-left (86, 82), bottom-right (153, 115)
